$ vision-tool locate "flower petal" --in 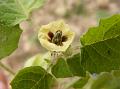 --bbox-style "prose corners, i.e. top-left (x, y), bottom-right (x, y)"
top-left (38, 20), bottom-right (75, 51)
